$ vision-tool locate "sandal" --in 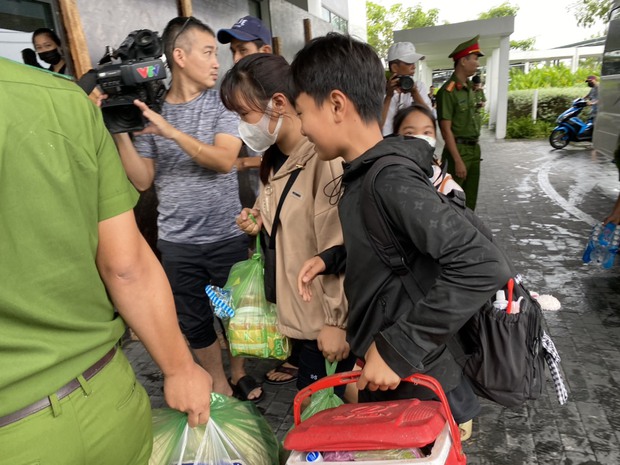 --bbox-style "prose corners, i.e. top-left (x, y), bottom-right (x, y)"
top-left (459, 419), bottom-right (473, 442)
top-left (229, 376), bottom-right (264, 403)
top-left (264, 362), bottom-right (299, 385)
